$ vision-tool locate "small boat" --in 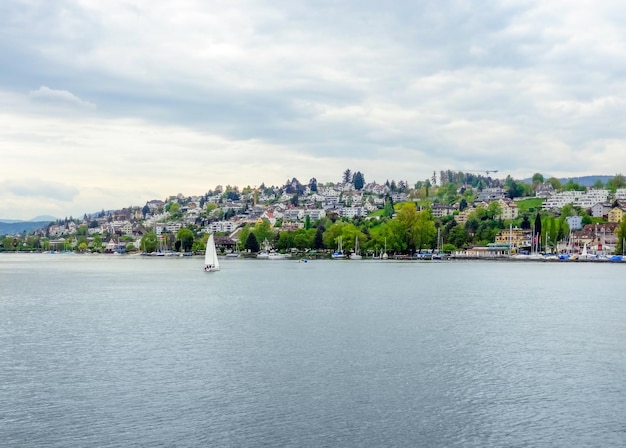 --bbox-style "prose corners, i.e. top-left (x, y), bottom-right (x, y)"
top-left (332, 236), bottom-right (346, 259)
top-left (203, 234), bottom-right (220, 272)
top-left (350, 237), bottom-right (362, 260)
top-left (267, 251), bottom-right (286, 260)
